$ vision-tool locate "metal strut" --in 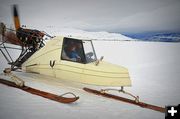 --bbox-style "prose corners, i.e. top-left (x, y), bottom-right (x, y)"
top-left (59, 92), bottom-right (78, 99)
top-left (100, 86), bottom-right (139, 103)
top-left (0, 35), bottom-right (13, 63)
